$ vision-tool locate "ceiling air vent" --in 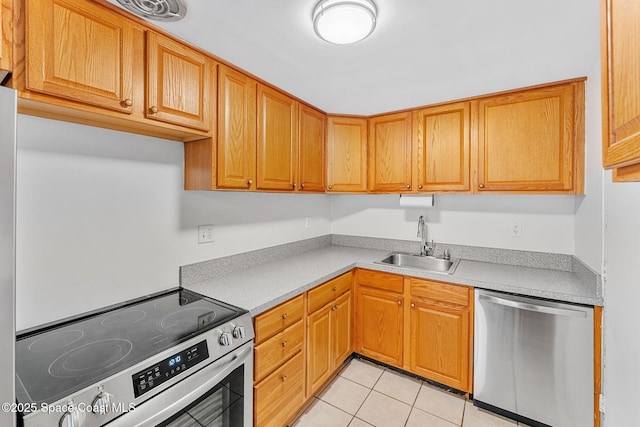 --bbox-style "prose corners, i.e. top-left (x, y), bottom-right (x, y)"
top-left (115, 0), bottom-right (187, 22)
